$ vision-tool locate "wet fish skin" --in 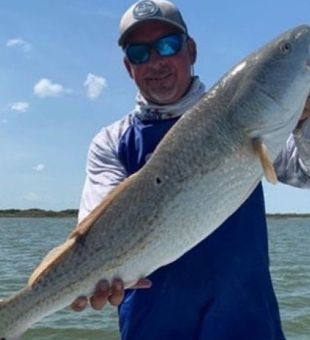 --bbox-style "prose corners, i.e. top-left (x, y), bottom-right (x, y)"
top-left (1, 25), bottom-right (310, 339)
